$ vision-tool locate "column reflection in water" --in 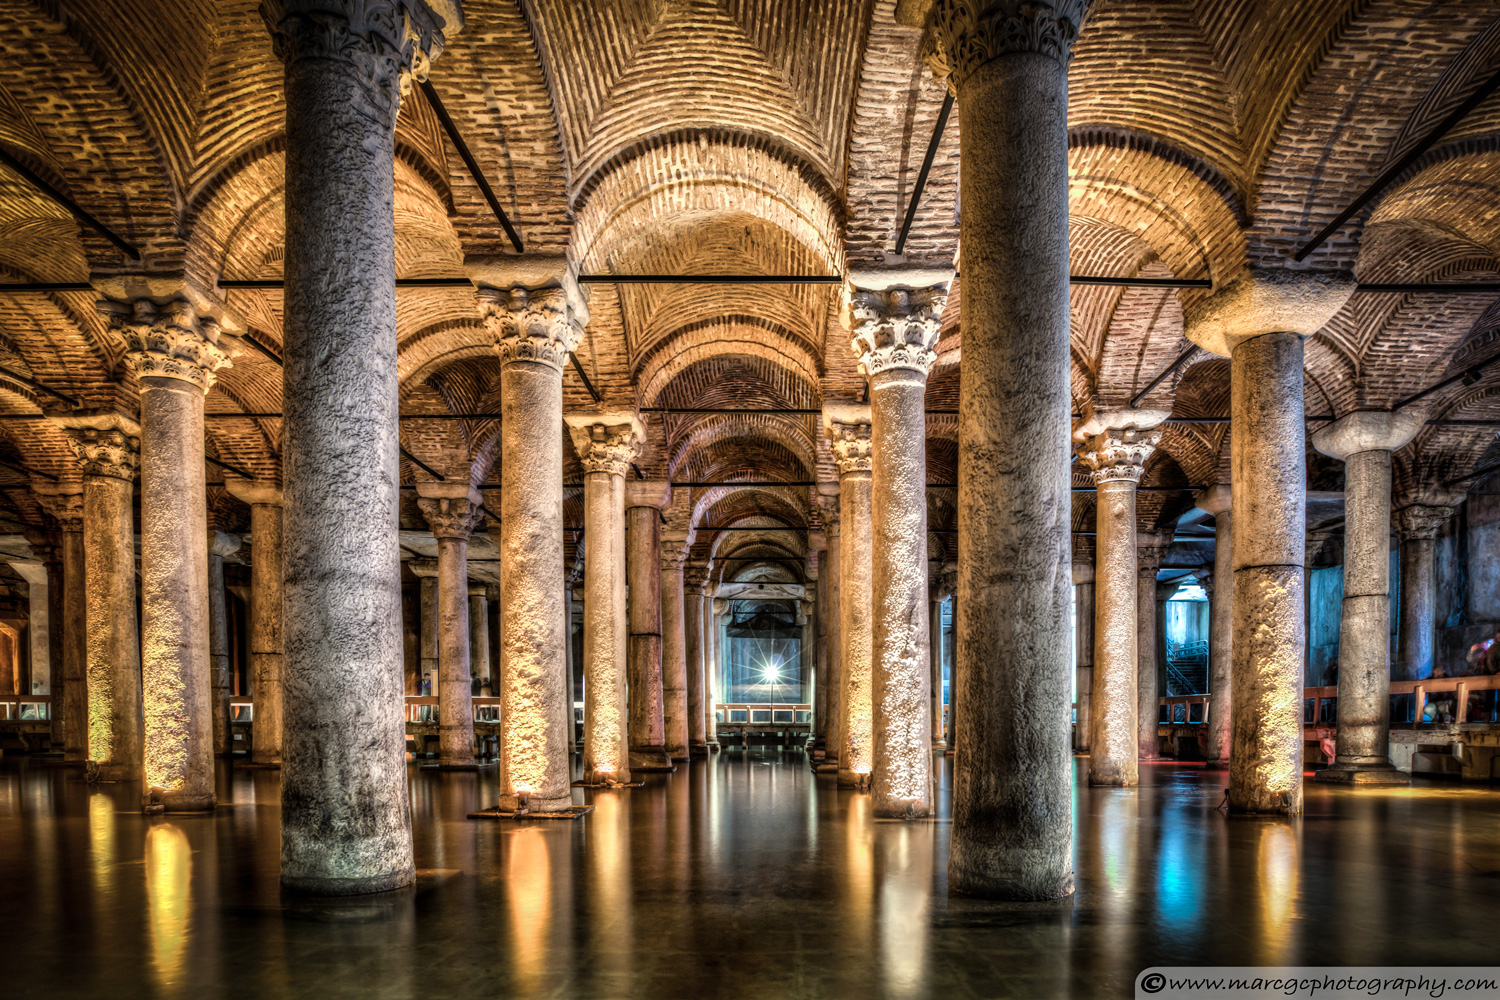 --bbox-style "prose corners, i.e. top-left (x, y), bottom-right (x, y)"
top-left (88, 791), bottom-right (115, 899)
top-left (877, 823), bottom-right (933, 999)
top-left (146, 823), bottom-right (192, 993)
top-left (1152, 794), bottom-right (1206, 951)
top-left (1089, 789), bottom-right (1139, 986)
top-left (507, 827), bottom-right (553, 993)
top-left (588, 791), bottom-right (634, 992)
top-left (1255, 820), bottom-right (1301, 965)
top-left (843, 794), bottom-right (874, 980)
